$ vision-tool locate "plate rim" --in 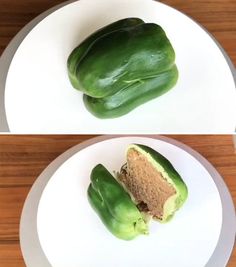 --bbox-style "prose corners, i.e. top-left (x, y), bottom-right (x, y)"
top-left (20, 135), bottom-right (236, 267)
top-left (0, 0), bottom-right (236, 133)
